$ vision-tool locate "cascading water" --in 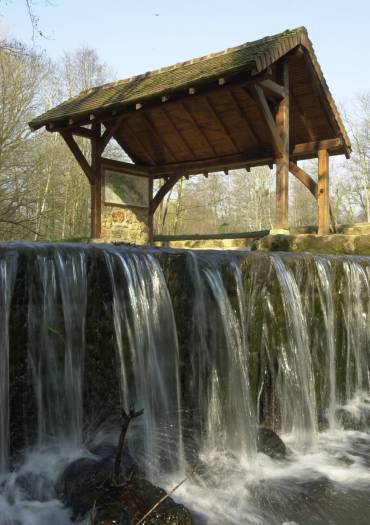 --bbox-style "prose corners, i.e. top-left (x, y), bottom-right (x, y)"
top-left (0, 251), bottom-right (18, 474)
top-left (0, 243), bottom-right (369, 525)
top-left (104, 249), bottom-right (184, 477)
